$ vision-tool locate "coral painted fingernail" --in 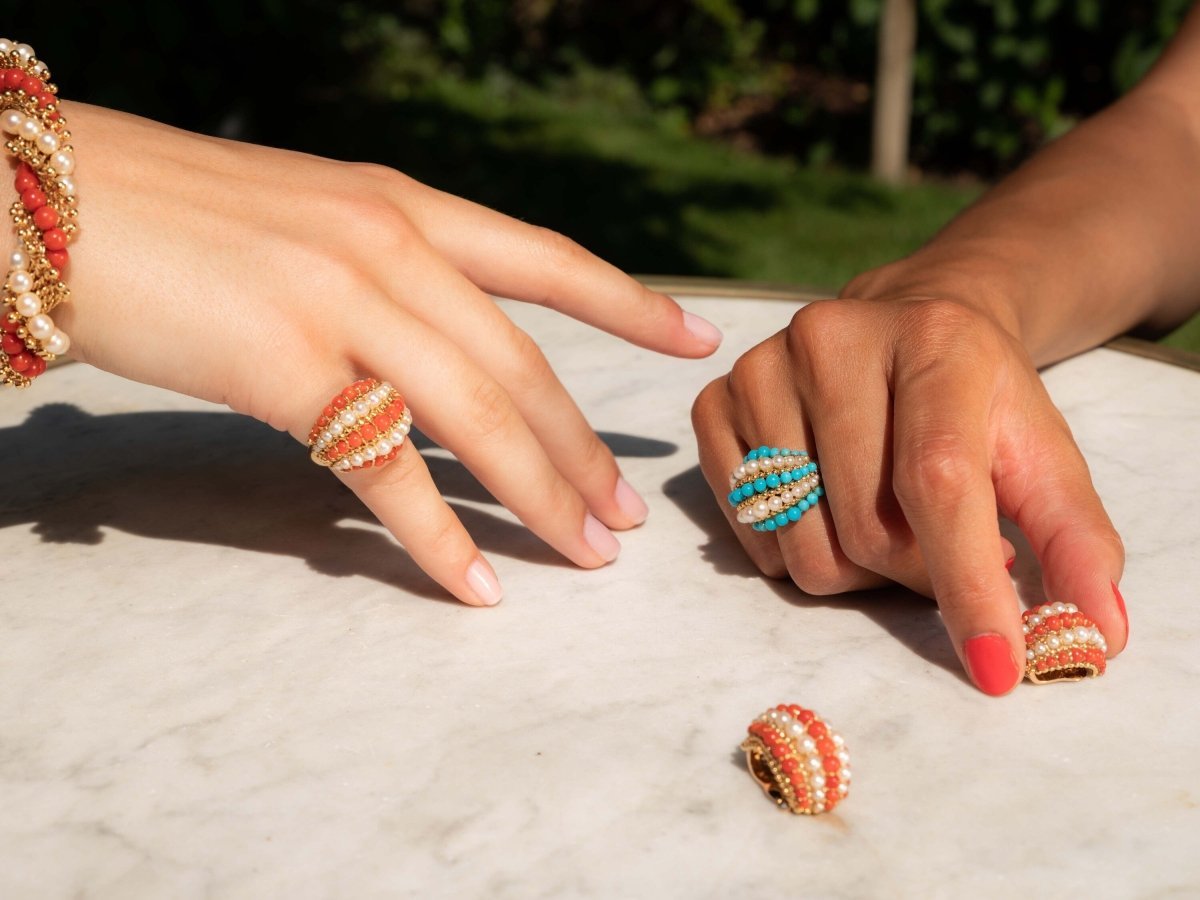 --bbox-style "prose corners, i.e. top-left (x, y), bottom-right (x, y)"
top-left (465, 557), bottom-right (503, 607)
top-left (614, 477), bottom-right (649, 525)
top-left (1112, 580), bottom-right (1128, 633)
top-left (682, 311), bottom-right (723, 349)
top-left (583, 513), bottom-right (621, 563)
top-left (963, 634), bottom-right (1020, 696)
top-left (1004, 555), bottom-right (1016, 572)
